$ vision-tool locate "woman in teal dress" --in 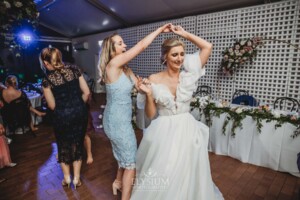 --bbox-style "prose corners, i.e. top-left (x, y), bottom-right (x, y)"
top-left (98, 23), bottom-right (171, 200)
